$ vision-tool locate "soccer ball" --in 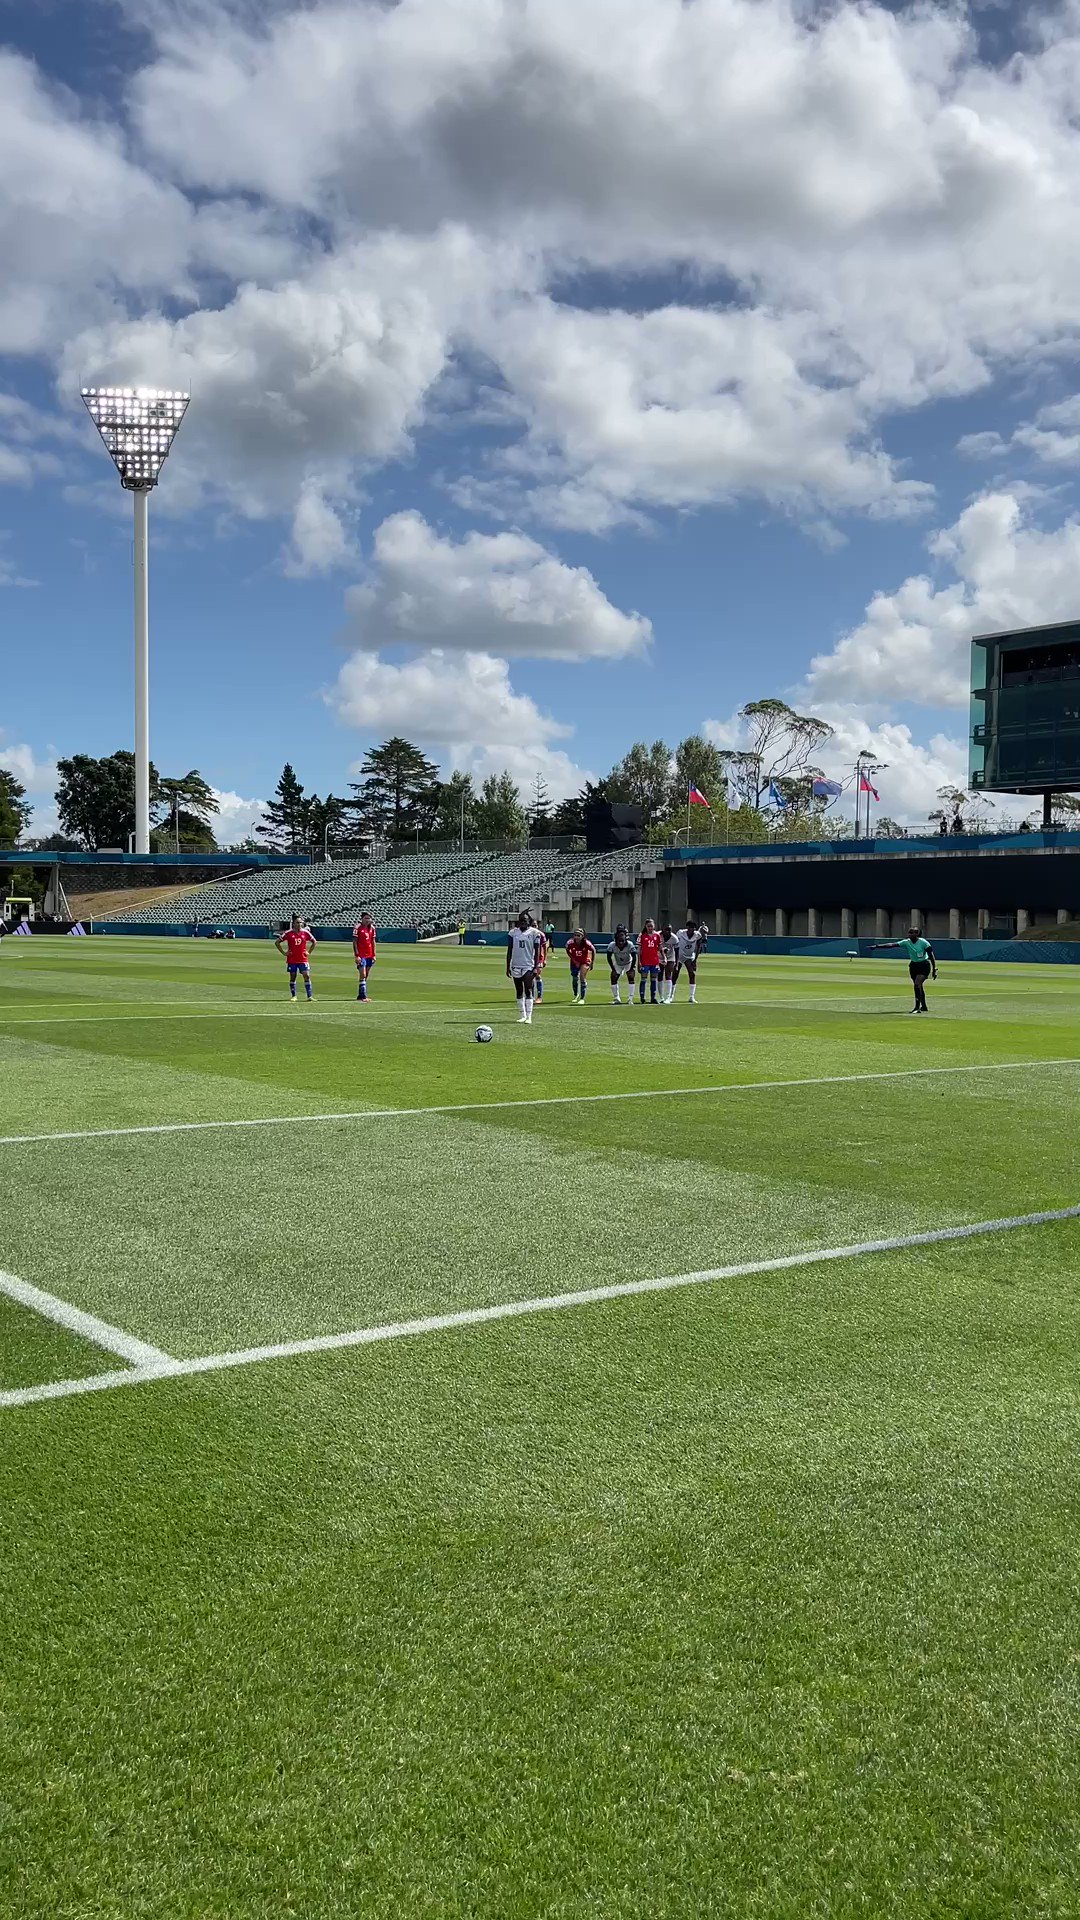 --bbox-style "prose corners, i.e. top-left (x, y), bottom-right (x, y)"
top-left (475, 1024), bottom-right (494, 1043)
